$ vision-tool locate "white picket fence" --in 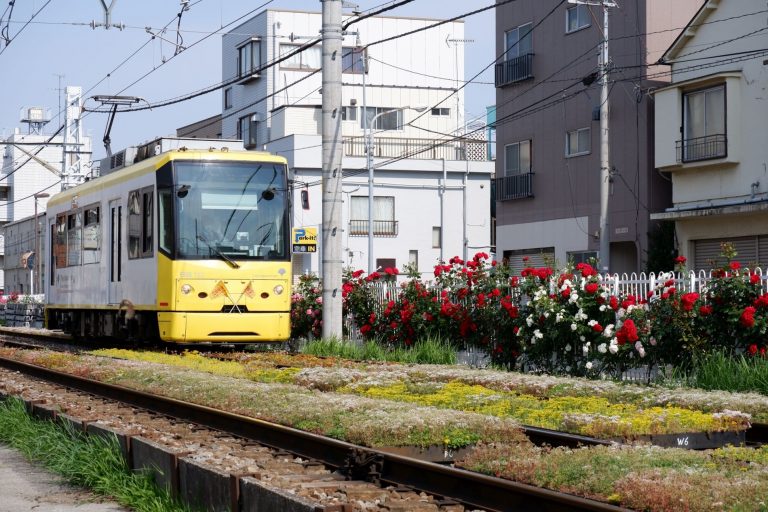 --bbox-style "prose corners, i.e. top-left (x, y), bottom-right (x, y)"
top-left (599, 268), bottom-right (767, 298)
